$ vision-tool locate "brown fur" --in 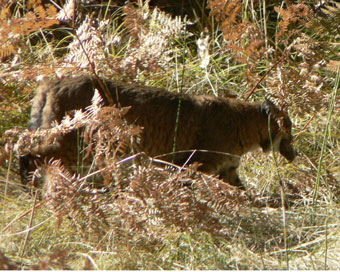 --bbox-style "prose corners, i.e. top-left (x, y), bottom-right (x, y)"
top-left (20, 75), bottom-right (296, 188)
